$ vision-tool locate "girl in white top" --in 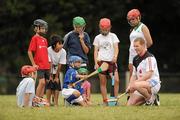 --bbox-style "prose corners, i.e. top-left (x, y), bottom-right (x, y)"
top-left (16, 65), bottom-right (37, 107)
top-left (93, 18), bottom-right (120, 105)
top-left (94, 32), bottom-right (119, 62)
top-left (47, 34), bottom-right (67, 106)
top-left (126, 38), bottom-right (161, 106)
top-left (127, 9), bottom-right (153, 77)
